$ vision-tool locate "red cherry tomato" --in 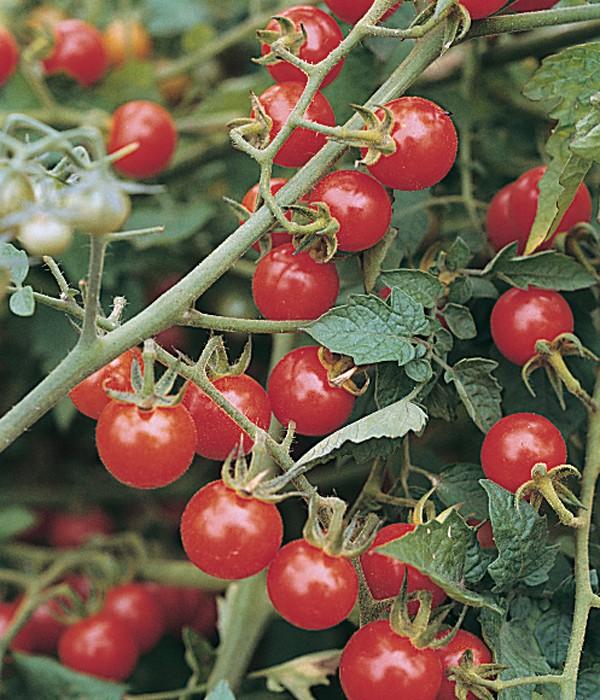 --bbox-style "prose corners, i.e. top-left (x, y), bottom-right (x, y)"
top-left (363, 97), bottom-right (457, 191)
top-left (43, 19), bottom-right (108, 86)
top-left (188, 590), bottom-right (219, 637)
top-left (460, 0), bottom-right (506, 18)
top-left (242, 178), bottom-right (291, 251)
top-left (69, 348), bottom-right (142, 420)
top-left (255, 82), bottom-right (335, 168)
top-left (0, 602), bottom-right (36, 653)
top-left (58, 614), bottom-right (139, 681)
top-left (18, 597), bottom-right (66, 655)
top-left (267, 539), bottom-right (358, 630)
top-left (252, 243), bottom-right (339, 321)
top-left (260, 6), bottom-right (344, 87)
top-left (145, 584), bottom-right (218, 637)
top-left (468, 519), bottom-right (495, 549)
top-left (103, 584), bottom-right (165, 653)
top-left (268, 346), bottom-right (355, 436)
top-left (481, 412), bottom-right (567, 492)
top-left (48, 508), bottom-right (114, 548)
top-left (181, 480), bottom-right (283, 580)
top-left (339, 619), bottom-right (443, 700)
top-left (0, 27), bottom-right (19, 86)
top-left (360, 523), bottom-right (447, 611)
top-left (308, 169), bottom-right (392, 252)
top-left (436, 629), bottom-right (492, 700)
top-left (183, 374), bottom-right (271, 461)
top-left (510, 0), bottom-right (558, 10)
top-left (490, 287), bottom-right (574, 365)
top-left (486, 183), bottom-right (515, 252)
top-left (323, 0), bottom-right (401, 24)
top-left (96, 402), bottom-right (196, 488)
top-left (108, 100), bottom-right (178, 178)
